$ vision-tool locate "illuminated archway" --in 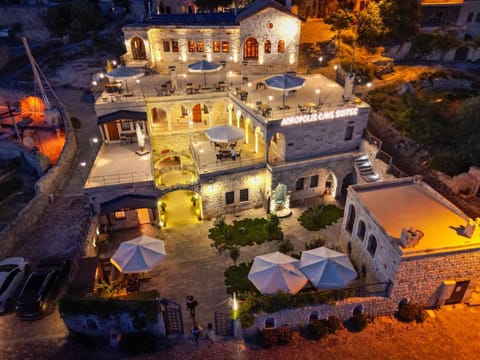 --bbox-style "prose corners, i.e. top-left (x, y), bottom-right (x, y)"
top-left (158, 190), bottom-right (202, 228)
top-left (131, 37), bottom-right (146, 60)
